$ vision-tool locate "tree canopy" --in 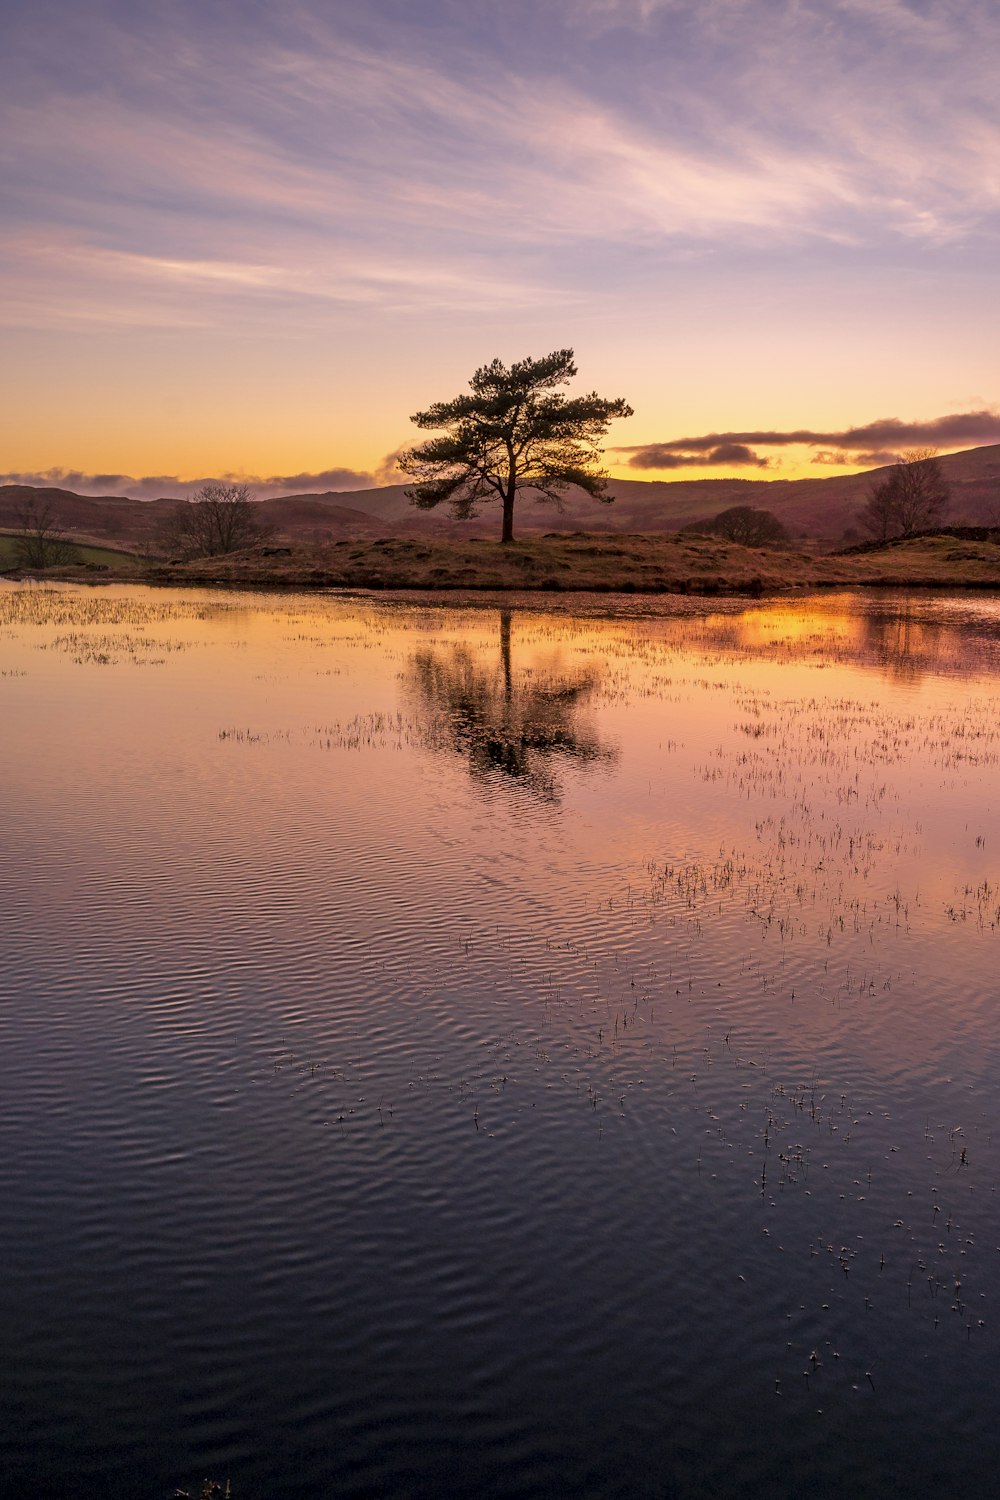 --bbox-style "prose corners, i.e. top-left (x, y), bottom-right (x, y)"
top-left (400, 349), bottom-right (632, 543)
top-left (681, 506), bottom-right (789, 547)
